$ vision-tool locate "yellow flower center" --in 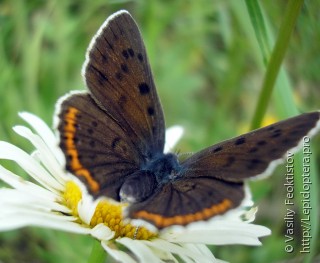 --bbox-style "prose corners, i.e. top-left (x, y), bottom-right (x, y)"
top-left (63, 181), bottom-right (157, 240)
